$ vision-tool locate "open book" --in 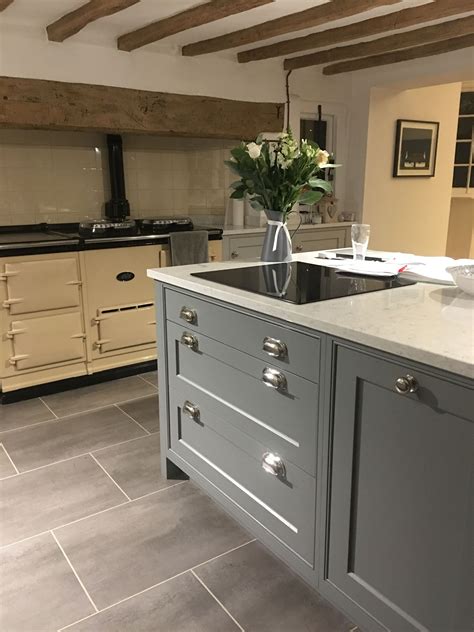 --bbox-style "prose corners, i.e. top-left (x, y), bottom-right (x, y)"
top-left (317, 251), bottom-right (474, 284)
